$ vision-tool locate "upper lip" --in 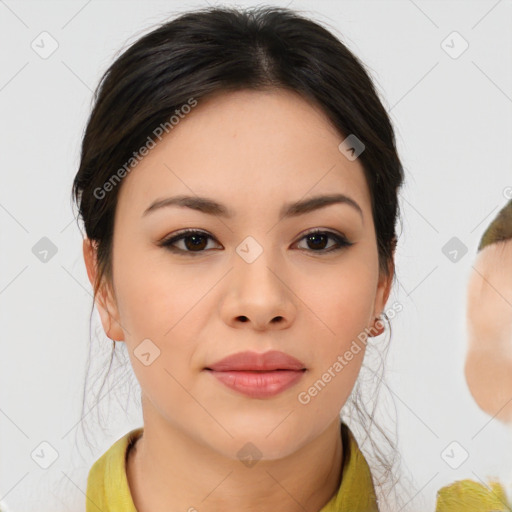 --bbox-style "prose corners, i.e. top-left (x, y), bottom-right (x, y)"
top-left (205, 350), bottom-right (306, 372)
